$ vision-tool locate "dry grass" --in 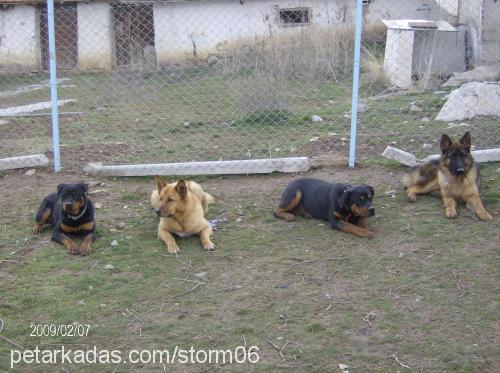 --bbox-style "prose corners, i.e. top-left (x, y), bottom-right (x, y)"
top-left (222, 23), bottom-right (387, 84)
